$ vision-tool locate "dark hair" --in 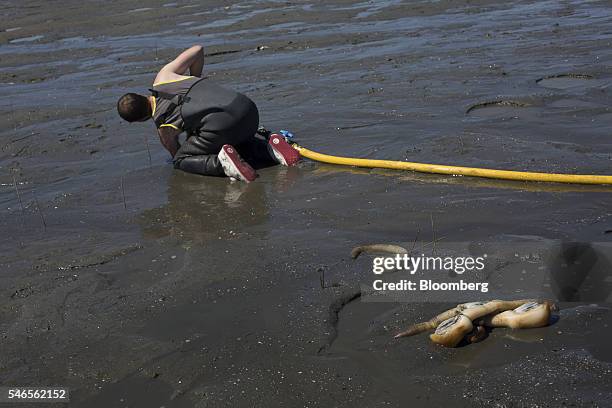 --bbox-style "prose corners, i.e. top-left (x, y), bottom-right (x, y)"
top-left (117, 93), bottom-right (151, 122)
